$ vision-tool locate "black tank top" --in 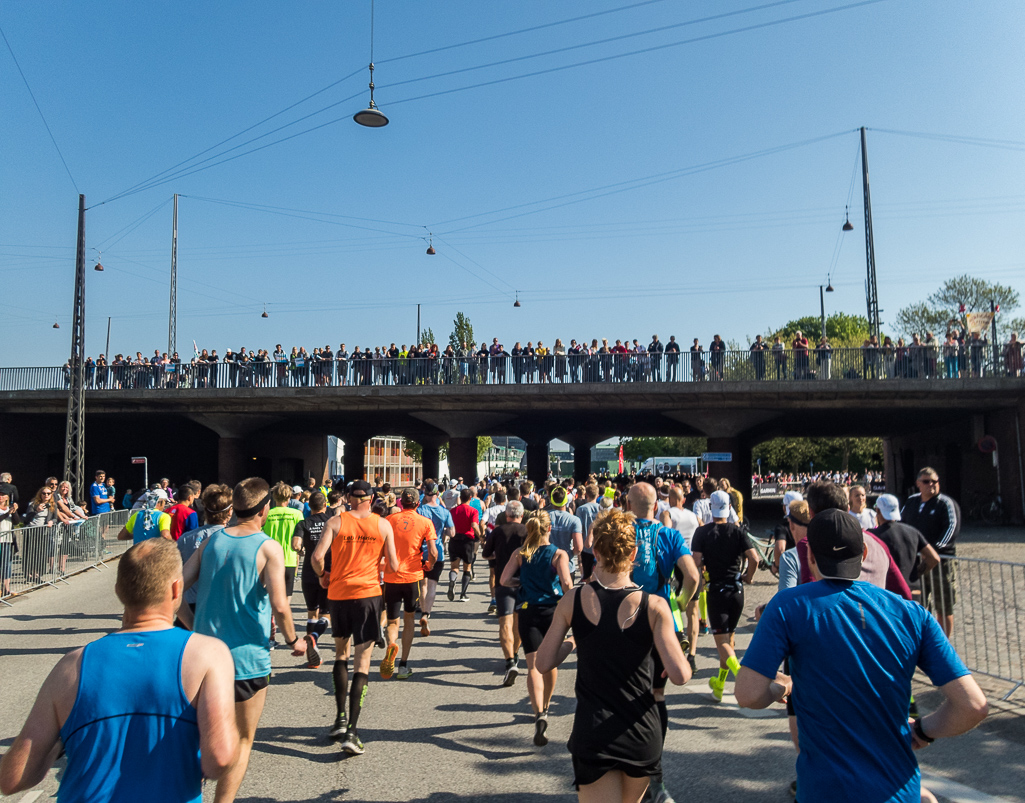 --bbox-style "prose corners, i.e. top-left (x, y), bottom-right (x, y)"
top-left (568, 582), bottom-right (661, 766)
